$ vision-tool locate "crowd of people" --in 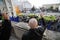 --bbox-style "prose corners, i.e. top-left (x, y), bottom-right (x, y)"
top-left (0, 12), bottom-right (47, 40)
top-left (0, 11), bottom-right (60, 40)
